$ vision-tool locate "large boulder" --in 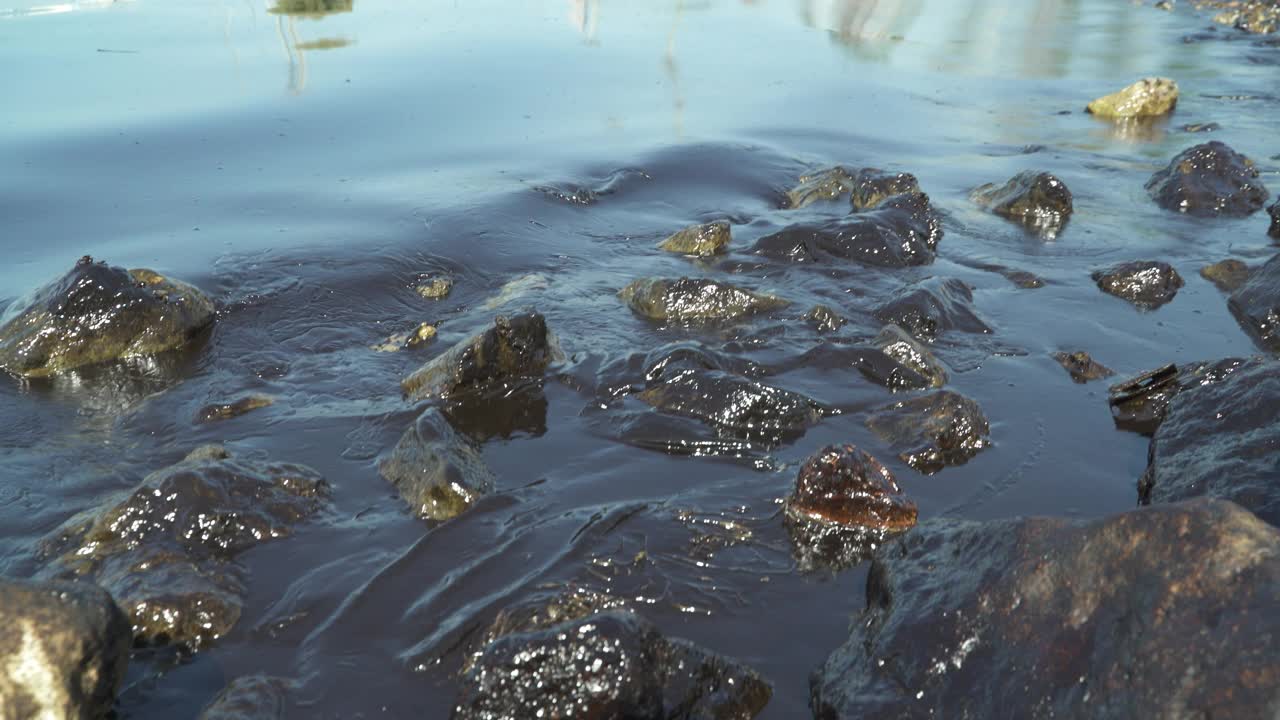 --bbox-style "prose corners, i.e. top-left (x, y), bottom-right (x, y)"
top-left (1229, 252), bottom-right (1280, 352)
top-left (0, 578), bottom-right (131, 720)
top-left (812, 499), bottom-right (1280, 719)
top-left (1140, 357), bottom-right (1280, 525)
top-left (866, 391), bottom-right (991, 474)
top-left (38, 446), bottom-right (329, 650)
top-left (0, 256), bottom-right (215, 378)
top-left (1107, 359), bottom-right (1249, 434)
top-left (873, 278), bottom-right (991, 343)
top-left (1085, 77), bottom-right (1178, 119)
top-left (378, 407), bottom-right (496, 522)
top-left (1145, 142), bottom-right (1270, 217)
top-left (970, 171), bottom-right (1073, 237)
top-left (401, 313), bottom-right (559, 402)
top-left (754, 192), bottom-right (942, 268)
top-left (1092, 260), bottom-right (1184, 310)
top-left (618, 278), bottom-right (789, 324)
